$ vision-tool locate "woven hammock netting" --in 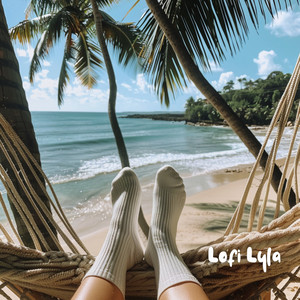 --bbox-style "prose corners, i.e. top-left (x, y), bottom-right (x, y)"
top-left (0, 56), bottom-right (300, 300)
